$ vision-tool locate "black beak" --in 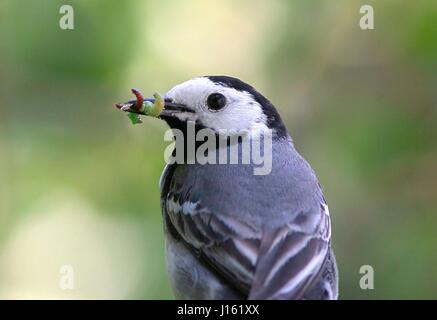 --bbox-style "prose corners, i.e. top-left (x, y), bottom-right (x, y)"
top-left (115, 97), bottom-right (193, 118)
top-left (159, 99), bottom-right (194, 118)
